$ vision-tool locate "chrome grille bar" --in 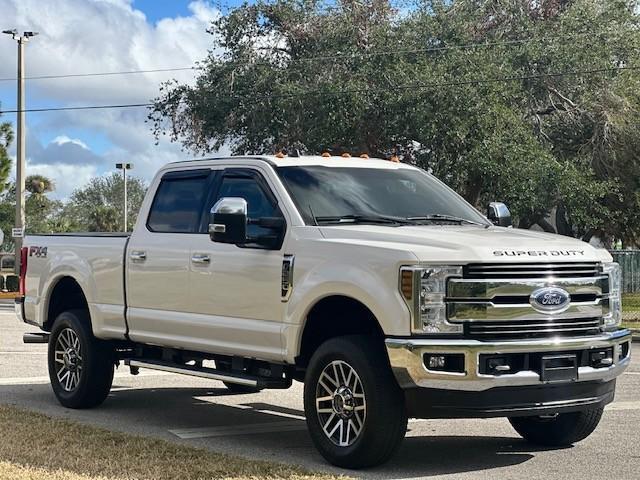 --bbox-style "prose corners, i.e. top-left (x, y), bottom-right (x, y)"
top-left (465, 262), bottom-right (601, 279)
